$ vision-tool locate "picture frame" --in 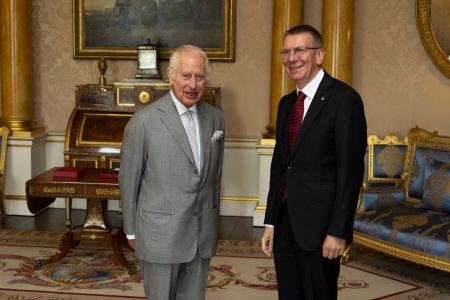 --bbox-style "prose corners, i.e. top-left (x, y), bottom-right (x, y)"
top-left (73, 0), bottom-right (235, 61)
